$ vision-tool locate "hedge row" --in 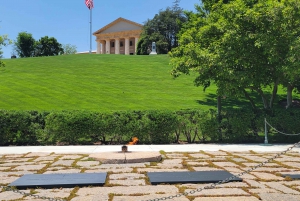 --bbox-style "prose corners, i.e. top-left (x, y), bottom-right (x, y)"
top-left (0, 109), bottom-right (300, 146)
